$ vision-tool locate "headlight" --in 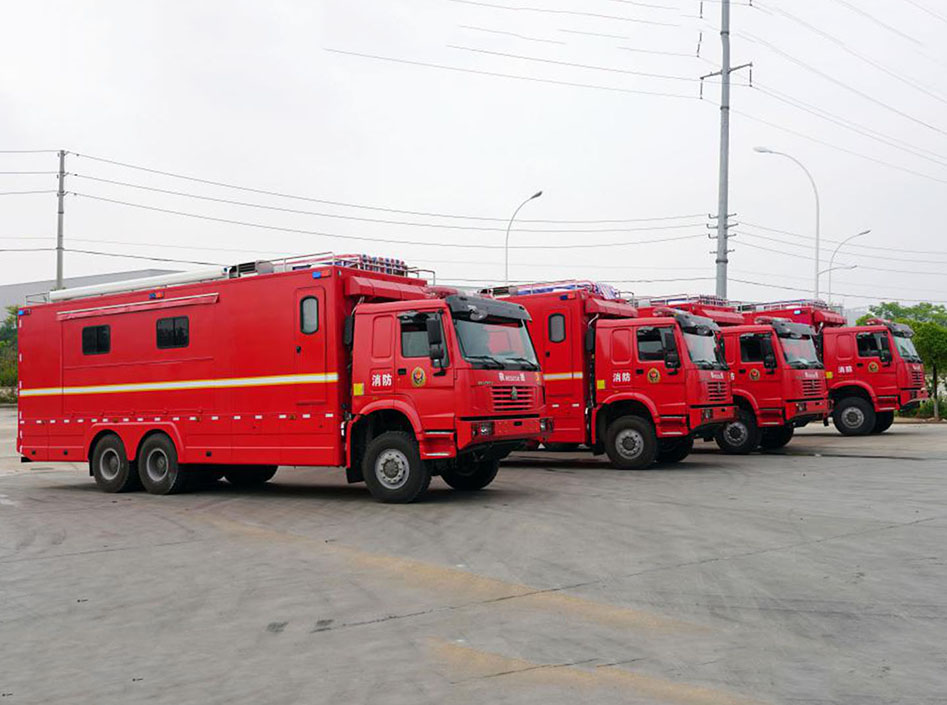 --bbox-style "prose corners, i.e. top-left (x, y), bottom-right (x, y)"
top-left (472, 421), bottom-right (494, 437)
